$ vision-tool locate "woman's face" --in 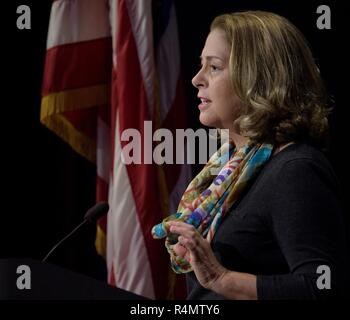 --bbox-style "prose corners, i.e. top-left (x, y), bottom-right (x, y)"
top-left (192, 29), bottom-right (242, 130)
